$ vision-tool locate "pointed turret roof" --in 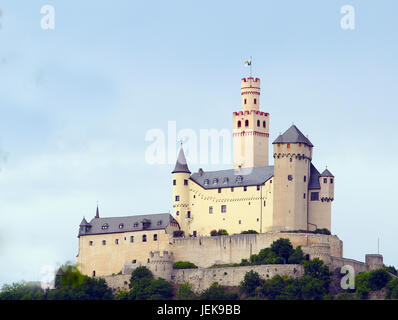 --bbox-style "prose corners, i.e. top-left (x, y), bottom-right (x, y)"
top-left (273, 125), bottom-right (314, 147)
top-left (79, 217), bottom-right (90, 226)
top-left (321, 168), bottom-right (334, 177)
top-left (172, 147), bottom-right (191, 174)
